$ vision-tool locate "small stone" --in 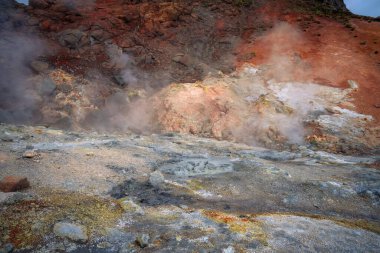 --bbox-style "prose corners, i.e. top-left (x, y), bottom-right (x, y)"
top-left (53, 222), bottom-right (88, 243)
top-left (172, 54), bottom-right (189, 66)
top-left (0, 134), bottom-right (13, 142)
top-left (97, 241), bottom-right (112, 248)
top-left (59, 29), bottom-right (87, 49)
top-left (222, 246), bottom-right (235, 253)
top-left (0, 176), bottom-right (30, 192)
top-left (3, 243), bottom-right (13, 253)
top-left (30, 60), bottom-right (49, 73)
top-left (135, 234), bottom-right (149, 248)
top-left (149, 171), bottom-right (165, 188)
top-left (118, 198), bottom-right (144, 214)
top-left (22, 150), bottom-right (38, 158)
top-left (113, 75), bottom-right (127, 87)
